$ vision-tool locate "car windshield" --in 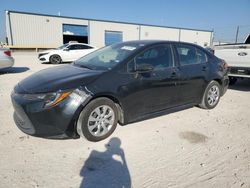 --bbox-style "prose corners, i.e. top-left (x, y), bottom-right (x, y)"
top-left (57, 43), bottom-right (69, 49)
top-left (74, 43), bottom-right (142, 70)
